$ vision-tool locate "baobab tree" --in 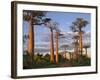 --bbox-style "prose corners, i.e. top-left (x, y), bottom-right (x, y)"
top-left (23, 10), bottom-right (46, 65)
top-left (70, 18), bottom-right (89, 56)
top-left (43, 18), bottom-right (55, 63)
top-left (44, 18), bottom-right (61, 63)
top-left (54, 23), bottom-right (61, 64)
top-left (55, 32), bottom-right (58, 63)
